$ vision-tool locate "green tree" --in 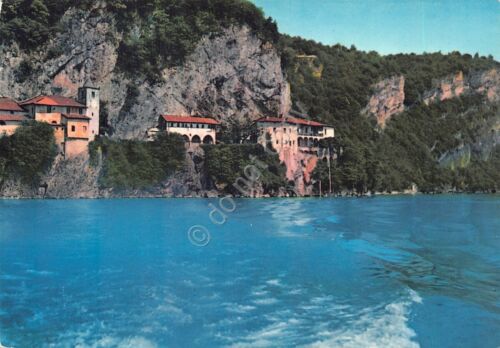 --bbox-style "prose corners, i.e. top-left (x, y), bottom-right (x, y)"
top-left (8, 120), bottom-right (57, 184)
